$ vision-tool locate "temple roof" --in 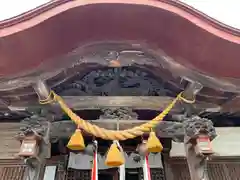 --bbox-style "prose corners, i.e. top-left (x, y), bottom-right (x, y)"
top-left (0, 0), bottom-right (239, 91)
top-left (1, 0), bottom-right (240, 29)
top-left (0, 1), bottom-right (240, 131)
